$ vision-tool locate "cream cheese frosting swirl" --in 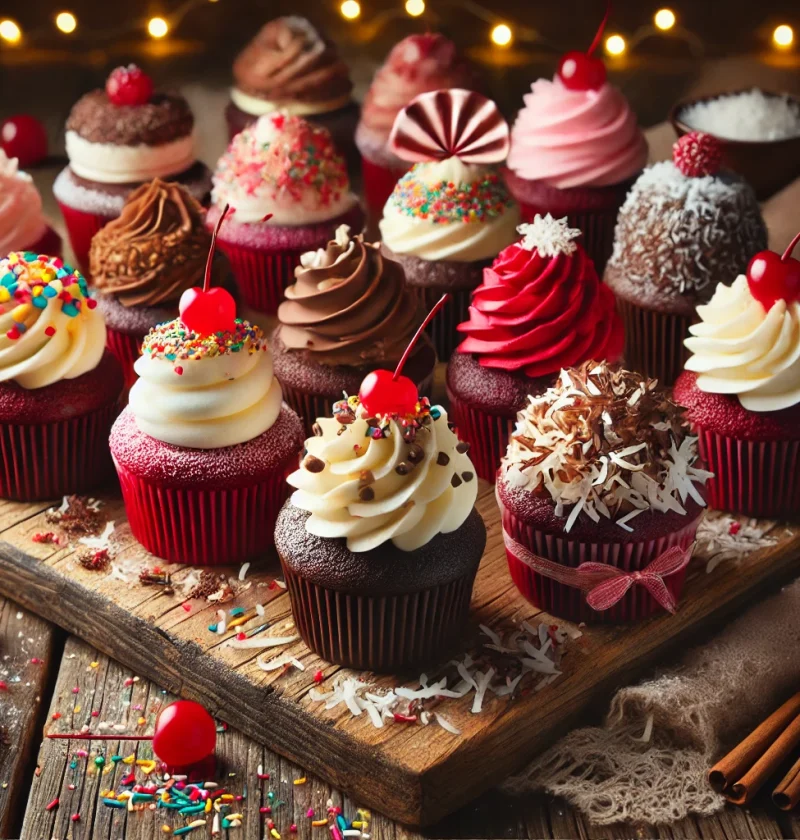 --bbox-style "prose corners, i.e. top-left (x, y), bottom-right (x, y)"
top-left (379, 157), bottom-right (520, 262)
top-left (128, 318), bottom-right (282, 448)
top-left (684, 275), bottom-right (800, 412)
top-left (0, 253), bottom-right (106, 389)
top-left (0, 152), bottom-right (47, 254)
top-left (287, 402), bottom-right (477, 552)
